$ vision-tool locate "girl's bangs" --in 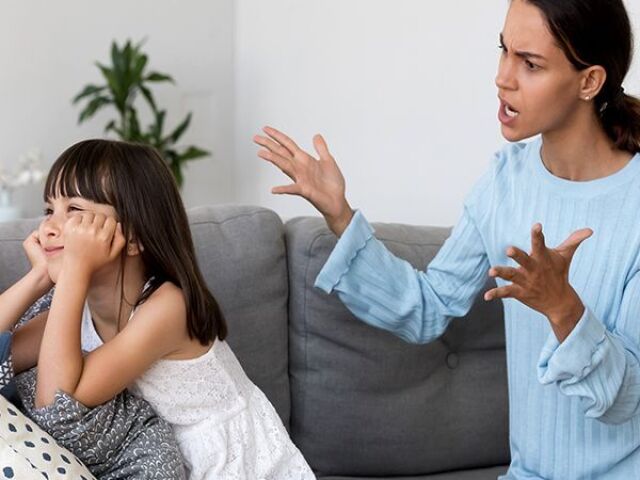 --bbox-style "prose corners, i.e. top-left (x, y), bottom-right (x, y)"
top-left (44, 153), bottom-right (115, 206)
